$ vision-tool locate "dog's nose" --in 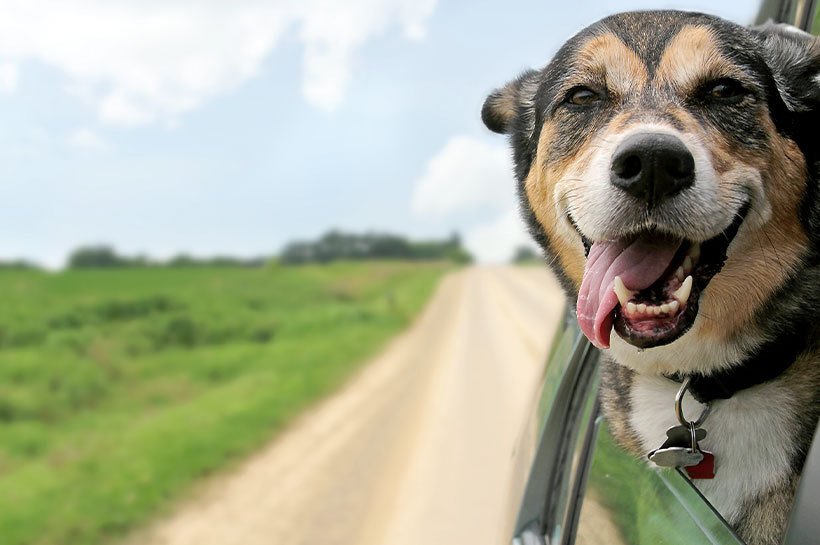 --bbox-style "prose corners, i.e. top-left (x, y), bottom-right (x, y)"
top-left (610, 133), bottom-right (695, 205)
